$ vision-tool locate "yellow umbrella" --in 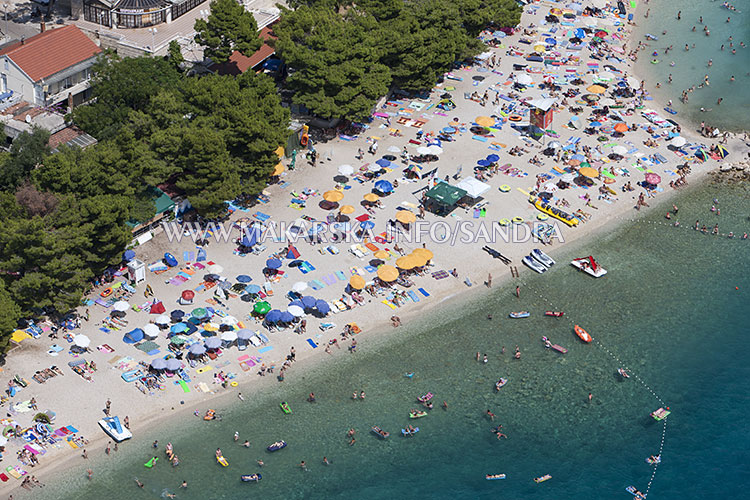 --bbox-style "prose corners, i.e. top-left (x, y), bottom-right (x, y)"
top-left (323, 190), bottom-right (344, 202)
top-left (377, 265), bottom-right (399, 282)
top-left (349, 275), bottom-right (365, 290)
top-left (409, 253), bottom-right (428, 267)
top-left (373, 250), bottom-right (390, 260)
top-left (395, 211), bottom-right (416, 224)
top-left (534, 44), bottom-right (546, 53)
top-left (272, 162), bottom-right (285, 176)
top-left (274, 146), bottom-right (285, 158)
top-left (475, 116), bottom-right (494, 127)
top-left (363, 193), bottom-right (380, 202)
top-left (578, 166), bottom-right (598, 178)
top-left (586, 85), bottom-right (605, 94)
top-left (339, 205), bottom-right (355, 214)
top-left (203, 323), bottom-right (219, 332)
top-left (411, 248), bottom-right (433, 261)
top-left (396, 256), bottom-right (417, 270)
